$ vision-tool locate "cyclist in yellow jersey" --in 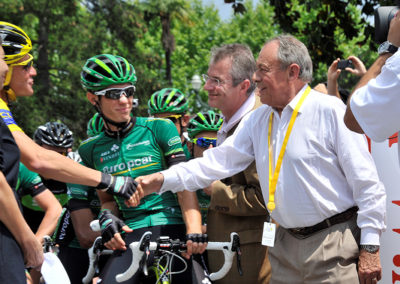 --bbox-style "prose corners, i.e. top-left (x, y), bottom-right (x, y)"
top-left (0, 21), bottom-right (142, 207)
top-left (0, 37), bottom-right (43, 284)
